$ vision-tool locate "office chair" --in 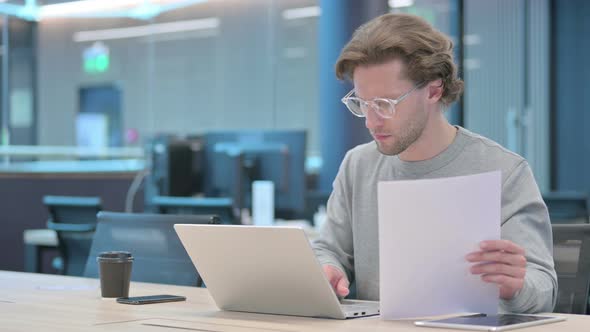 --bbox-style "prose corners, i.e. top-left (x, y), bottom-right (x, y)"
top-left (552, 224), bottom-right (590, 314)
top-left (543, 191), bottom-right (589, 224)
top-left (151, 195), bottom-right (238, 224)
top-left (83, 211), bottom-right (220, 286)
top-left (44, 195), bottom-right (102, 276)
